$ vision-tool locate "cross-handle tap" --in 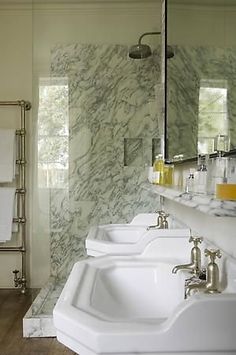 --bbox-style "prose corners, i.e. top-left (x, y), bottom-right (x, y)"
top-left (147, 210), bottom-right (169, 230)
top-left (185, 248), bottom-right (222, 298)
top-left (204, 248), bottom-right (221, 294)
top-left (159, 210), bottom-right (169, 229)
top-left (172, 236), bottom-right (203, 275)
top-left (189, 236), bottom-right (202, 246)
